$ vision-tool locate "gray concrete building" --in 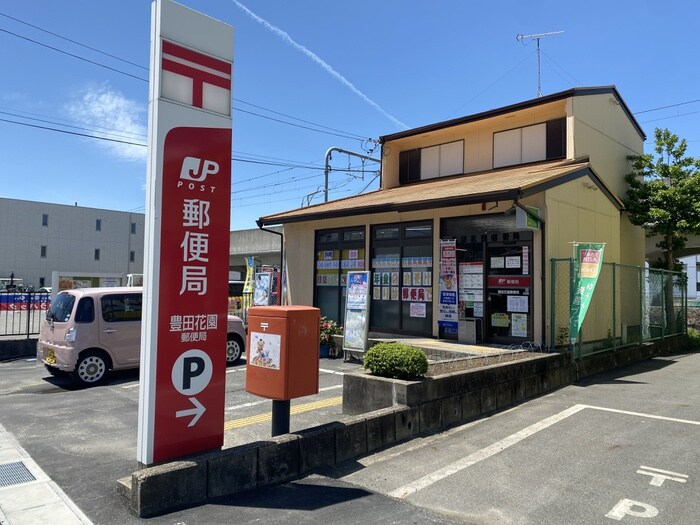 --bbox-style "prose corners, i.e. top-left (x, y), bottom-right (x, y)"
top-left (0, 197), bottom-right (145, 289)
top-left (0, 197), bottom-right (281, 290)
